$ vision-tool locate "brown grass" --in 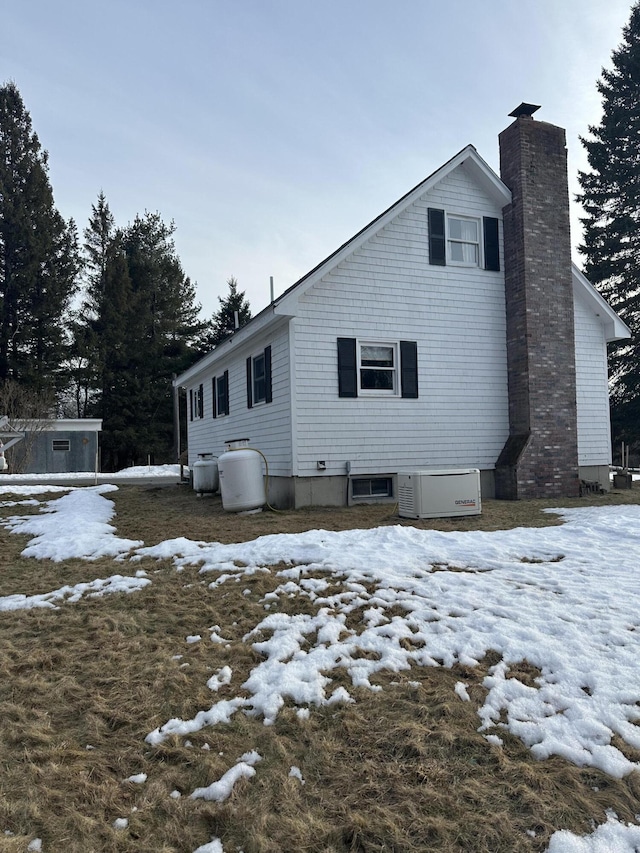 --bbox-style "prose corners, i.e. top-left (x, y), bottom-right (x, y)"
top-left (0, 483), bottom-right (639, 852)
